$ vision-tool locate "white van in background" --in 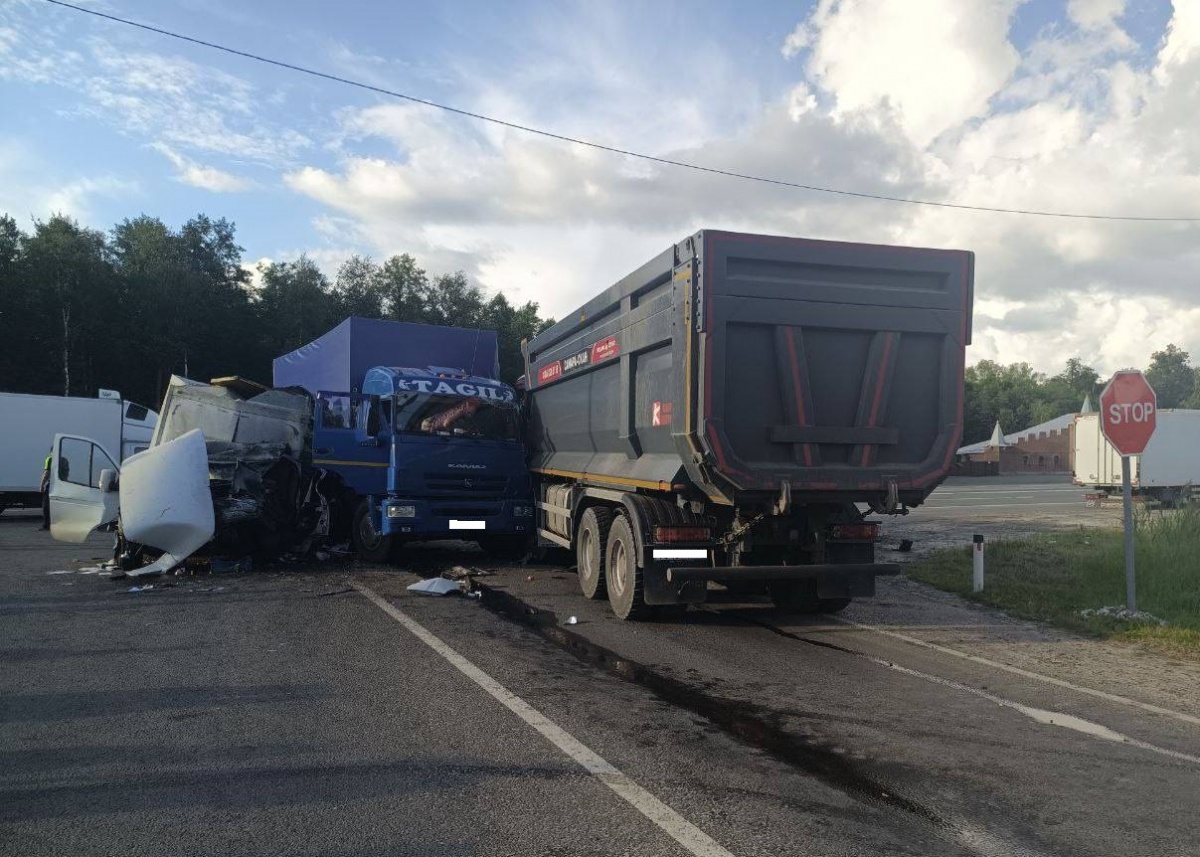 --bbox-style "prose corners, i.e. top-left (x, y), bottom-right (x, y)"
top-left (0, 390), bottom-right (157, 513)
